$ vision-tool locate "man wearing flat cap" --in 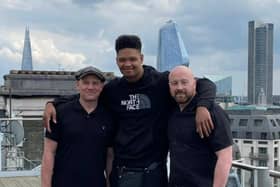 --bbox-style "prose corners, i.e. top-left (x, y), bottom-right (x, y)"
top-left (41, 66), bottom-right (114, 187)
